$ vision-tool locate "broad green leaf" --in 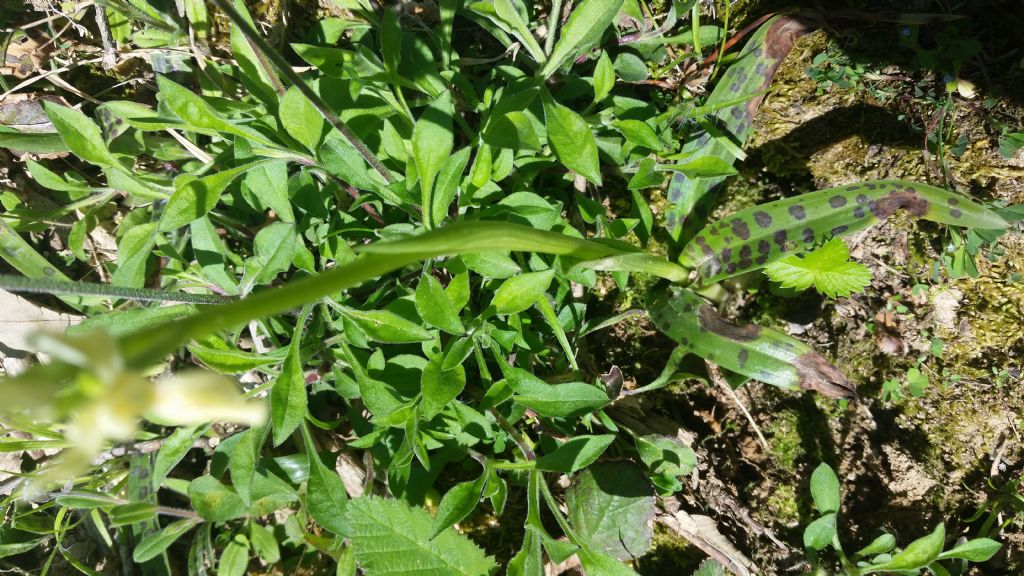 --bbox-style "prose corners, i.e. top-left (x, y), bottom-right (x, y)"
top-left (431, 147), bottom-right (472, 226)
top-left (319, 136), bottom-right (384, 192)
top-left (270, 306), bottom-right (311, 446)
top-left (249, 522), bottom-right (280, 564)
top-left (542, 94), bottom-right (601, 185)
top-left (239, 222), bottom-right (300, 294)
top-left (681, 180), bottom-right (1009, 285)
top-left (614, 119), bottom-right (663, 151)
top-left (567, 462), bottom-right (654, 560)
top-left (111, 222), bottom-right (157, 288)
top-left (244, 160), bottom-right (295, 222)
top-left (229, 0), bottom-right (278, 107)
top-left (151, 424), bottom-right (207, 491)
top-left (507, 530), bottom-right (543, 576)
top-left (161, 160), bottom-right (283, 231)
top-left (764, 239), bottom-right (872, 298)
top-left (506, 367), bottom-right (609, 418)
top-left (380, 8), bottom-right (402, 75)
top-left (218, 535), bottom-right (250, 576)
top-left (483, 111), bottom-right (541, 150)
top-left (133, 518), bottom-right (202, 563)
top-left (108, 502), bottom-right (157, 527)
top-left (593, 51), bottom-right (615, 103)
top-left (492, 268), bottom-right (555, 314)
top-left (189, 216), bottom-right (239, 294)
top-left (42, 102), bottom-right (118, 167)
top-left (540, 0), bottom-right (625, 78)
top-left (430, 472), bottom-right (487, 539)
top-left (535, 434), bottom-right (615, 473)
top-left (345, 497), bottom-right (496, 575)
top-left (342, 307), bottom-right (433, 343)
top-left (809, 463), bottom-right (842, 514)
top-left (635, 435), bottom-right (696, 478)
top-left (280, 86), bottom-right (323, 151)
top-left (230, 425), bottom-right (267, 506)
top-left (935, 538), bottom-right (1001, 562)
top-left (803, 513), bottom-right (836, 551)
top-left (0, 130), bottom-right (68, 154)
top-left (461, 251), bottom-right (521, 278)
top-left (855, 534), bottom-right (897, 557)
top-left (863, 524), bottom-right (945, 572)
top-left (303, 426), bottom-right (349, 535)
top-left (413, 91), bottom-right (455, 227)
top-left (420, 355), bottom-right (467, 420)
top-left (647, 285), bottom-right (857, 399)
top-left (189, 476), bottom-right (248, 522)
top-left (415, 275), bottom-right (465, 334)
top-left (577, 546), bottom-right (642, 575)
